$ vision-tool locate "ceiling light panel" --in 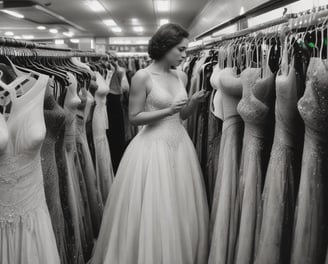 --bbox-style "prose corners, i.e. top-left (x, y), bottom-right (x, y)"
top-left (85, 0), bottom-right (105, 12)
top-left (37, 26), bottom-right (46, 30)
top-left (159, 18), bottom-right (169, 26)
top-left (55, 39), bottom-right (64, 44)
top-left (63, 31), bottom-right (74, 37)
top-left (70, 38), bottom-right (80, 43)
top-left (111, 27), bottom-right (122, 33)
top-left (154, 0), bottom-right (170, 12)
top-left (49, 28), bottom-right (58, 34)
top-left (4, 31), bottom-right (14, 36)
top-left (133, 26), bottom-right (144, 32)
top-left (0, 10), bottom-right (24, 18)
top-left (103, 19), bottom-right (117, 26)
top-left (22, 35), bottom-right (34, 40)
